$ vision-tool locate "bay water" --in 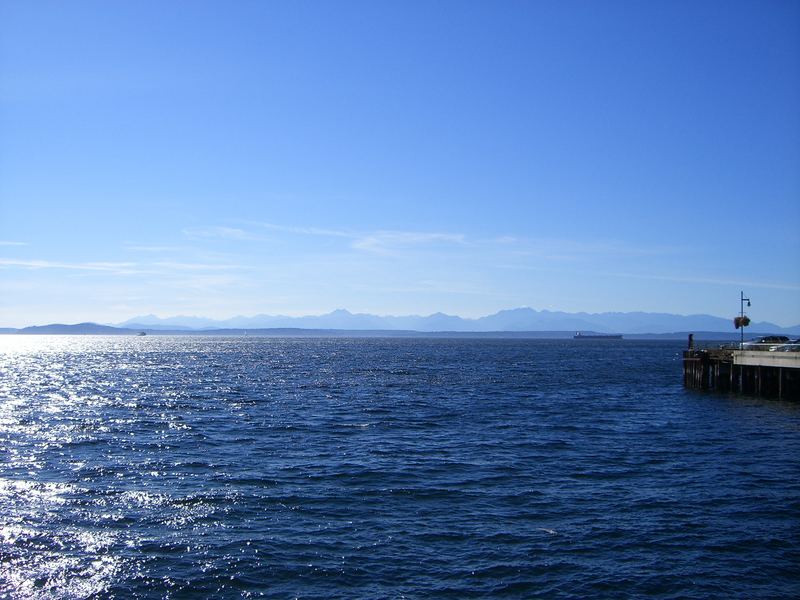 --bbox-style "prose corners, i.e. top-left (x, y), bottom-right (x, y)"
top-left (1, 336), bottom-right (798, 598)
